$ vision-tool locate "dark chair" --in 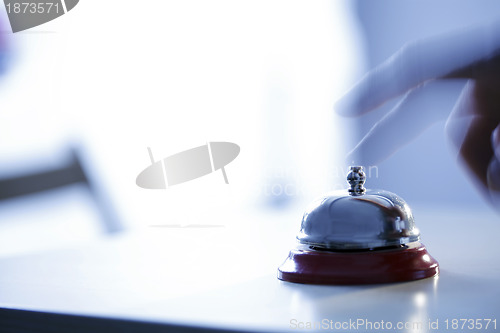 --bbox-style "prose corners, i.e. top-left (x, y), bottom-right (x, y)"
top-left (0, 148), bottom-right (123, 234)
